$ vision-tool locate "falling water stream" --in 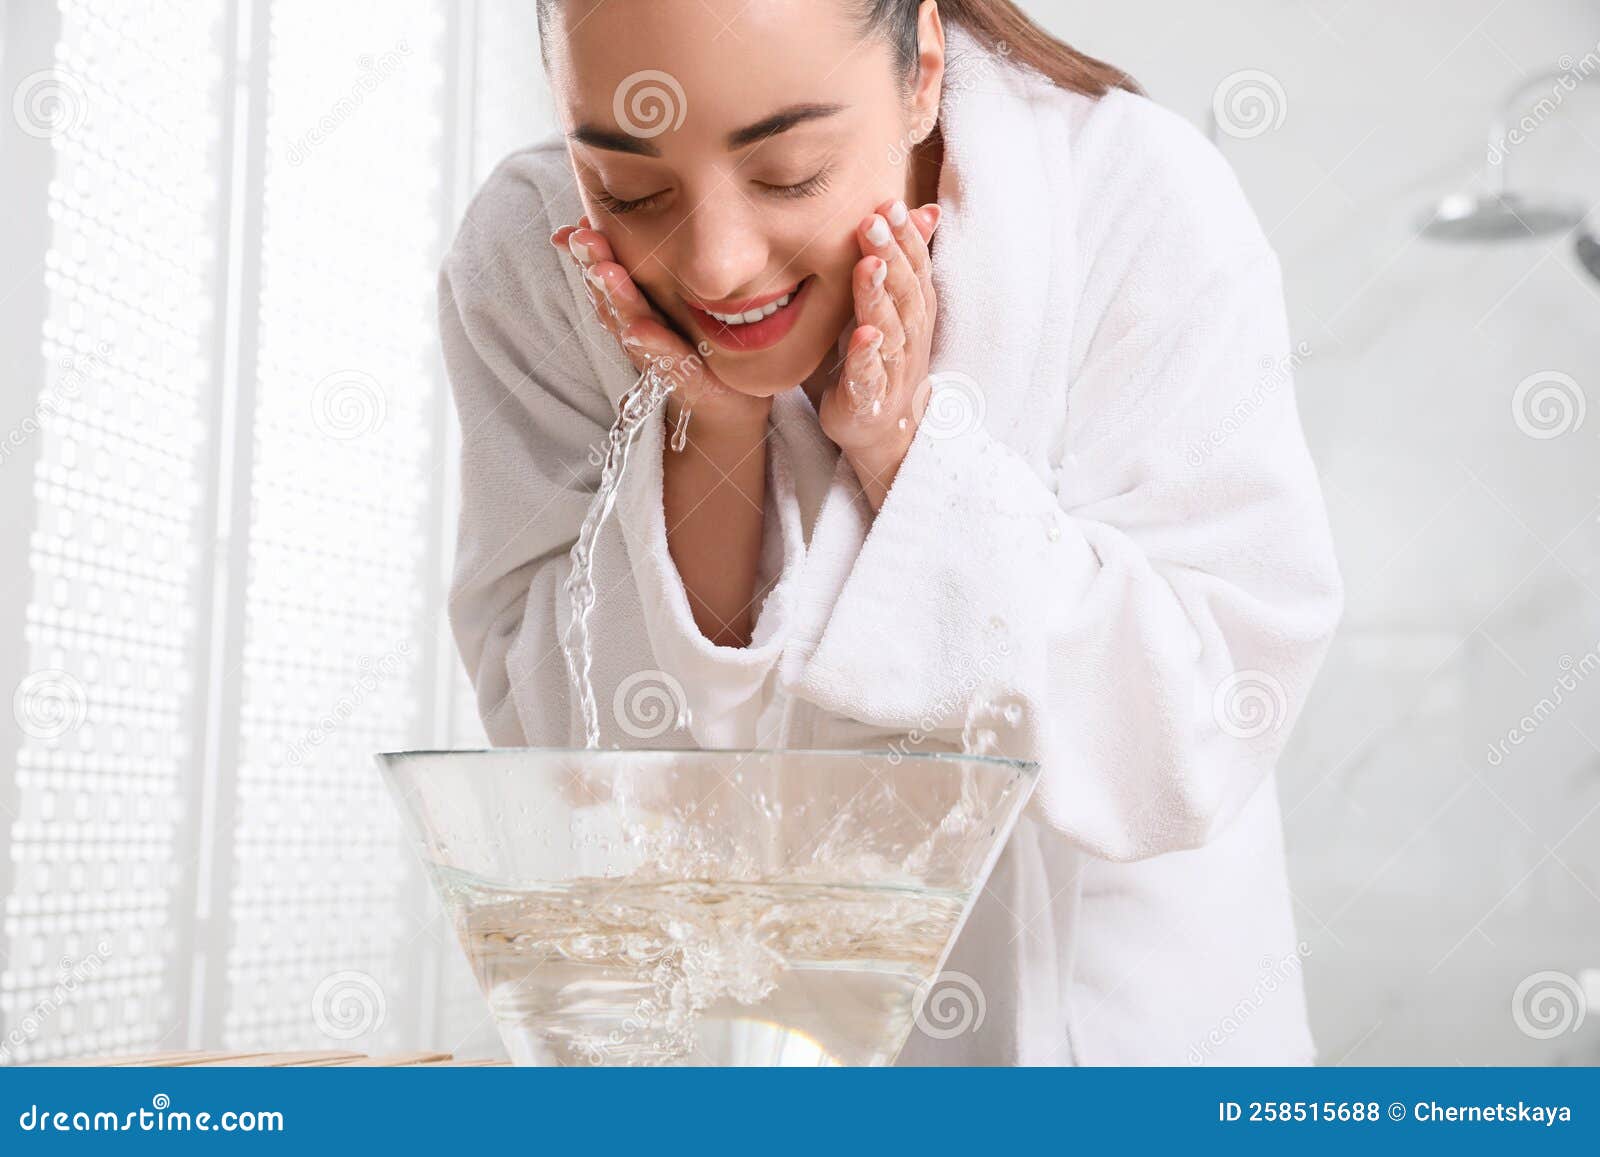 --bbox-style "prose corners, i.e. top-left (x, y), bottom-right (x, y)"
top-left (562, 358), bottom-right (684, 750)
top-left (560, 355), bottom-right (1021, 758)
